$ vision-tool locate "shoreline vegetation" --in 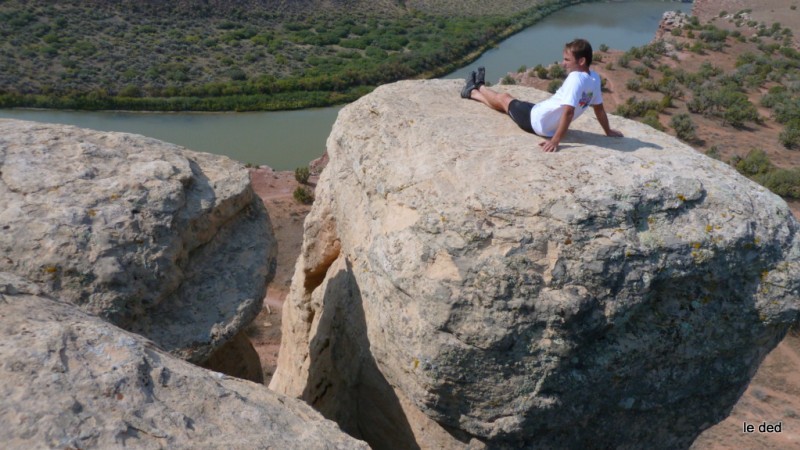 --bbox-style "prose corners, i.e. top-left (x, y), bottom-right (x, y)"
top-left (0, 0), bottom-right (606, 112)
